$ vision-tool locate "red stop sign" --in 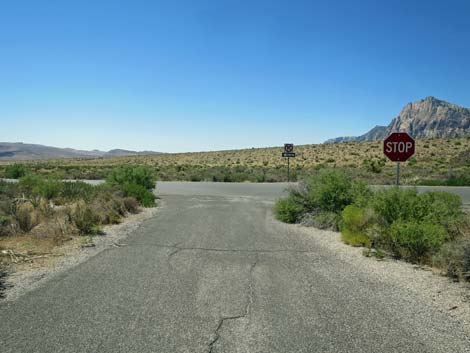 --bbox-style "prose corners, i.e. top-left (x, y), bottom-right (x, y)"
top-left (383, 132), bottom-right (415, 162)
